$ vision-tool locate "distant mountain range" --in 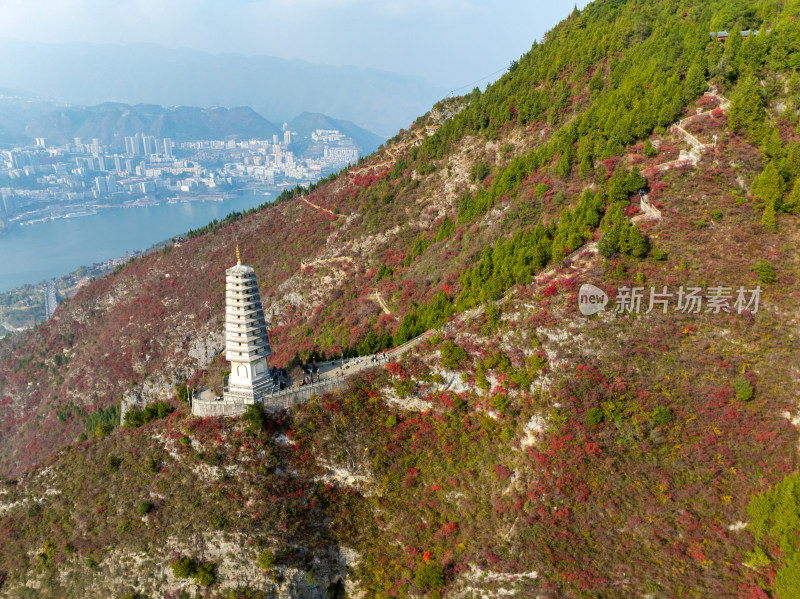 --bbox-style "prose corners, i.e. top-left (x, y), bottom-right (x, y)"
top-left (0, 40), bottom-right (445, 137)
top-left (0, 89), bottom-right (61, 145)
top-left (24, 103), bottom-right (280, 146)
top-left (0, 98), bottom-right (386, 154)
